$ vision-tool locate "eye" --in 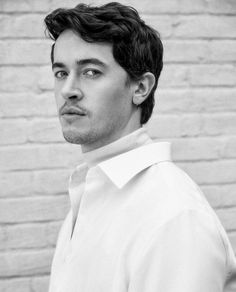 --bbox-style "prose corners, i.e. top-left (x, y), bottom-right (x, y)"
top-left (54, 71), bottom-right (68, 79)
top-left (83, 69), bottom-right (101, 78)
